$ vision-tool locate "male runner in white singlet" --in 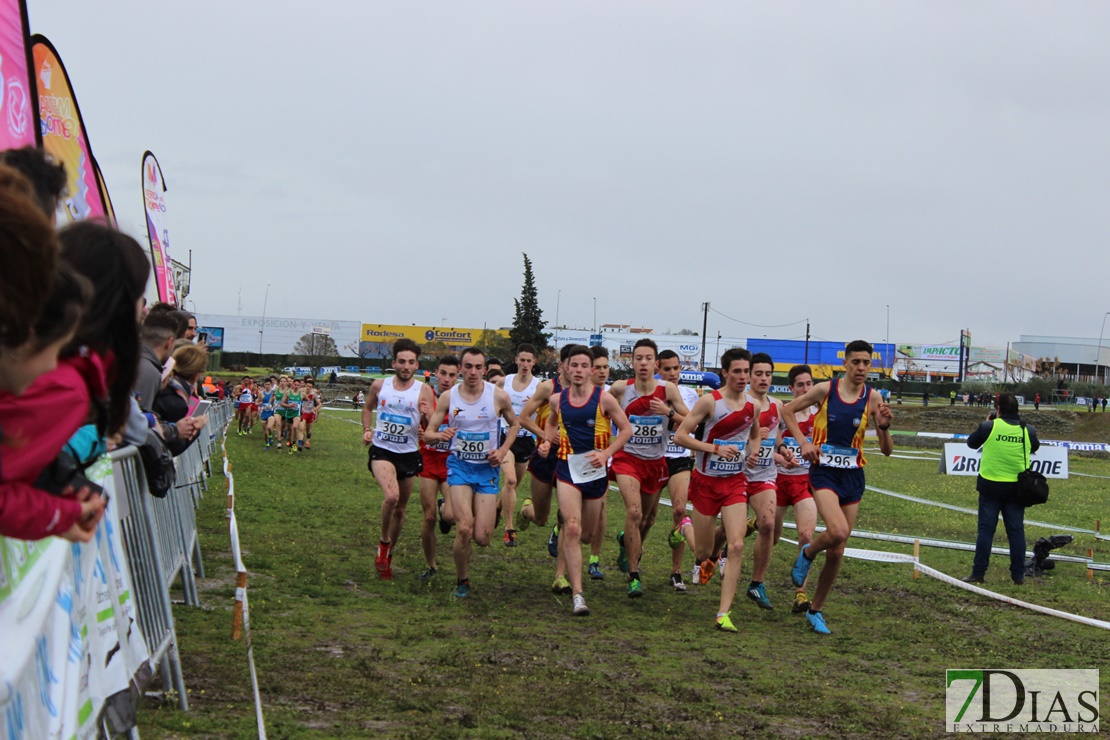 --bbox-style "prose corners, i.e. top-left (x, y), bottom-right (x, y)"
top-left (498, 344), bottom-right (540, 547)
top-left (361, 339), bottom-right (436, 581)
